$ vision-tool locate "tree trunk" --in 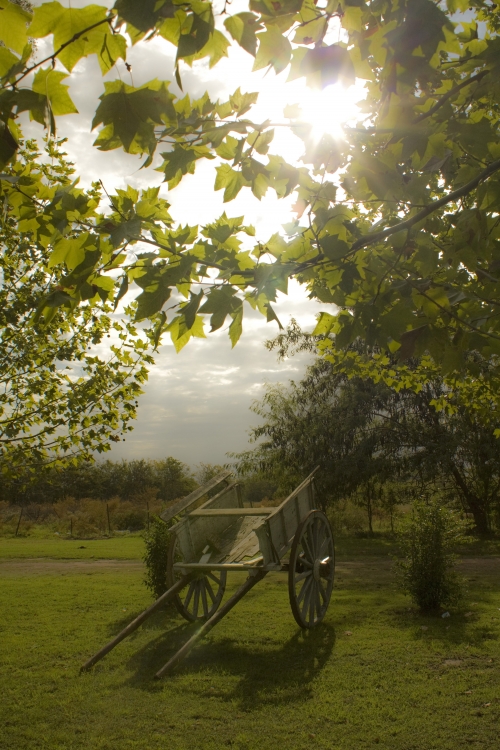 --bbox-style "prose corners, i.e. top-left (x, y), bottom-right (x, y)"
top-left (449, 464), bottom-right (491, 535)
top-left (366, 485), bottom-right (373, 535)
